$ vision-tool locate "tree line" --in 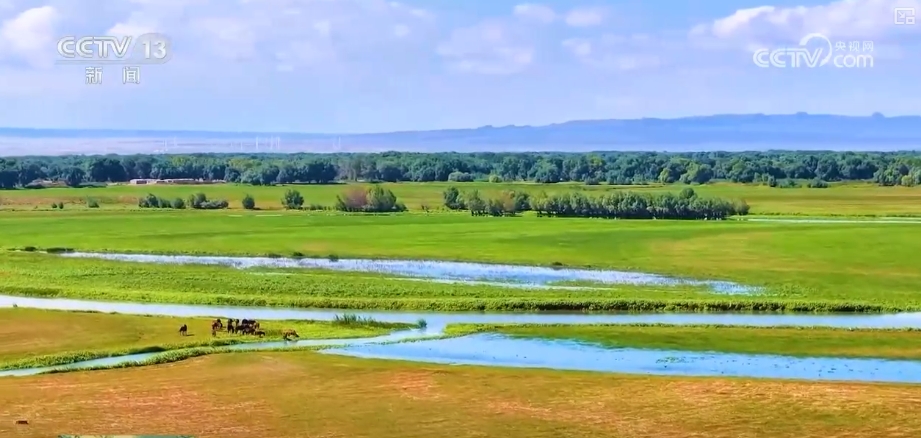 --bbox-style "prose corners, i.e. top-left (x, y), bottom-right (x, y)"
top-left (443, 186), bottom-right (748, 219)
top-left (135, 186), bottom-right (406, 213)
top-left (1, 150), bottom-right (920, 189)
